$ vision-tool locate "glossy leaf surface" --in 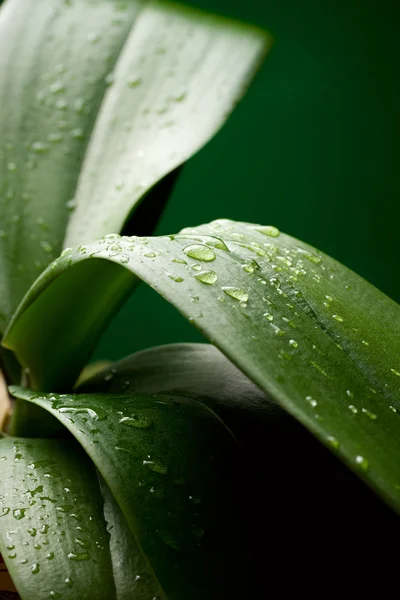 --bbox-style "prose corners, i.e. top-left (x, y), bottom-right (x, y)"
top-left (10, 387), bottom-right (244, 599)
top-left (0, 0), bottom-right (270, 332)
top-left (5, 219), bottom-right (400, 513)
top-left (0, 437), bottom-right (116, 600)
